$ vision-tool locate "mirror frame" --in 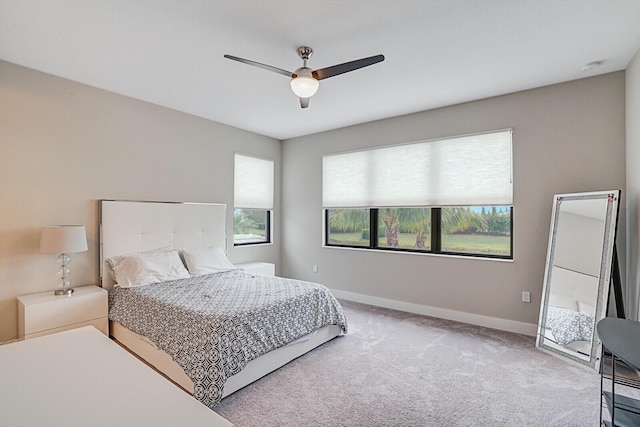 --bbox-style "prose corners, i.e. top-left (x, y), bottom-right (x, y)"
top-left (536, 190), bottom-right (620, 370)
